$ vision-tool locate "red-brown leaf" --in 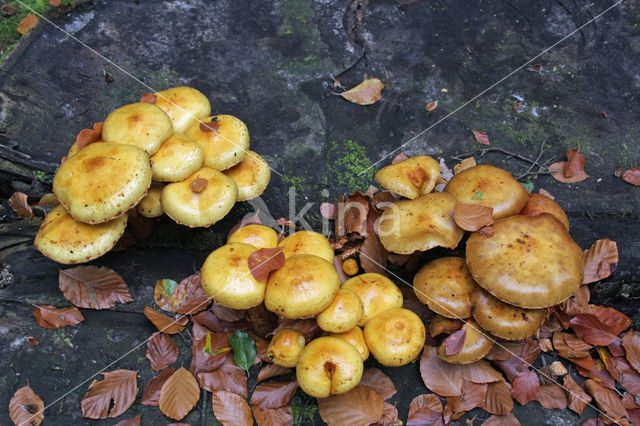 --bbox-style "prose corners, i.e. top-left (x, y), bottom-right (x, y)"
top-left (27, 336), bottom-right (39, 346)
top-left (200, 118), bottom-right (220, 133)
top-left (173, 274), bottom-right (210, 314)
top-left (257, 364), bottom-right (292, 383)
top-left (248, 247), bottom-right (285, 281)
top-left (570, 314), bottom-right (619, 346)
top-left (339, 78), bottom-right (384, 105)
top-left (409, 394), bottom-right (443, 416)
top-left (583, 379), bottom-right (632, 426)
top-left (114, 415), bottom-right (141, 426)
top-left (511, 371), bottom-right (540, 405)
top-left (553, 332), bottom-right (592, 359)
top-left (75, 122), bottom-right (103, 150)
top-left (360, 368), bottom-right (397, 400)
top-left (588, 305), bottom-right (630, 335)
top-left (459, 360), bottom-right (504, 384)
top-left (17, 14), bottom-right (38, 35)
top-left (146, 332), bottom-right (178, 371)
top-left (318, 385), bottom-right (384, 426)
top-left (407, 408), bottom-right (444, 426)
top-left (563, 374), bottom-right (591, 415)
top-left (320, 202), bottom-right (335, 219)
top-left (140, 93), bottom-right (157, 104)
top-left (80, 370), bottom-right (138, 419)
top-left (453, 203), bottom-right (494, 232)
top-left (211, 390), bottom-right (253, 426)
top-left (454, 157), bottom-right (477, 175)
top-left (430, 317), bottom-right (463, 337)
top-left (446, 380), bottom-right (487, 416)
top-left (536, 384), bottom-right (568, 409)
top-left (9, 385), bottom-right (44, 426)
top-left (577, 359), bottom-right (616, 390)
top-left (426, 100), bottom-right (438, 112)
top-left (565, 148), bottom-right (586, 178)
top-left (420, 346), bottom-right (463, 396)
top-left (611, 356), bottom-right (640, 394)
top-left (197, 354), bottom-right (247, 397)
top-left (444, 327), bottom-right (468, 356)
top-left (49, 0), bottom-right (62, 6)
top-left (141, 367), bottom-right (175, 407)
top-left (359, 232), bottom-right (389, 275)
top-left (8, 192), bottom-right (34, 218)
top-left (59, 266), bottom-right (132, 309)
top-left (159, 367), bottom-right (200, 421)
top-left (190, 332), bottom-right (231, 375)
top-left (623, 331), bottom-right (640, 374)
top-left (252, 405), bottom-right (293, 426)
top-left (33, 305), bottom-right (84, 328)
top-left (483, 381), bottom-right (513, 415)
top-left (192, 310), bottom-right (250, 334)
top-left (621, 168), bottom-right (640, 186)
top-left (549, 161), bottom-right (589, 183)
top-left (381, 402), bottom-right (400, 426)
top-left (482, 414), bottom-right (521, 426)
top-left (582, 239), bottom-right (619, 284)
top-left (250, 381), bottom-right (299, 409)
top-left (473, 130), bottom-right (490, 145)
top-left (143, 306), bottom-right (187, 334)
